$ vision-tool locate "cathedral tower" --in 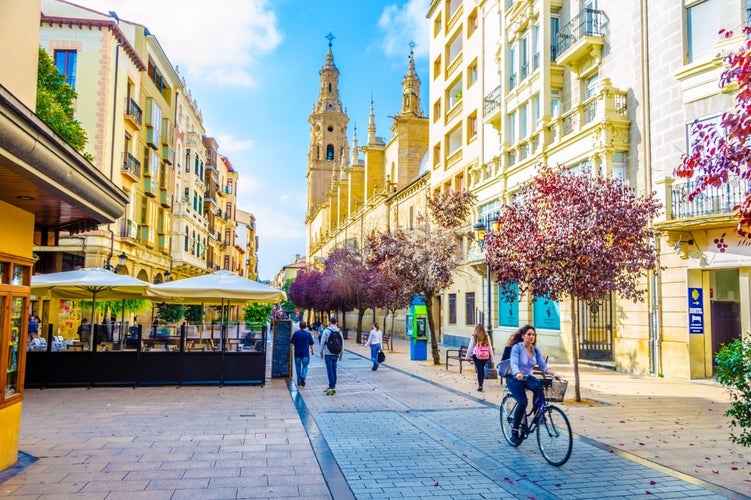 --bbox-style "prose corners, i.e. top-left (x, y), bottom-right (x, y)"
top-left (306, 34), bottom-right (349, 221)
